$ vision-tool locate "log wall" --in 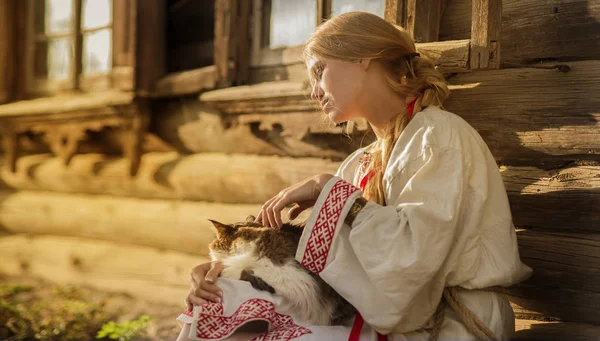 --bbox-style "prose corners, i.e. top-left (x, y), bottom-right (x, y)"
top-left (1, 0), bottom-right (599, 335)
